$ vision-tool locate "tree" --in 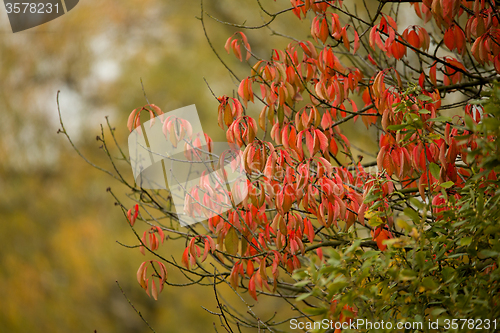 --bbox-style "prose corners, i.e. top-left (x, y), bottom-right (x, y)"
top-left (1, 1), bottom-right (242, 332)
top-left (62, 0), bottom-right (500, 331)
